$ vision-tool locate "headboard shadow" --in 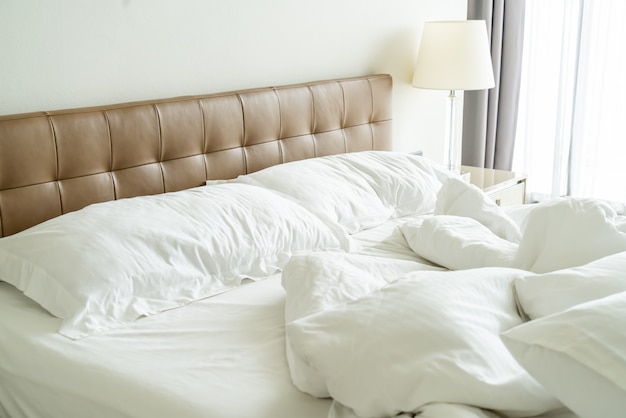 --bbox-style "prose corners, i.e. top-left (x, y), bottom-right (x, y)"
top-left (0, 74), bottom-right (392, 237)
